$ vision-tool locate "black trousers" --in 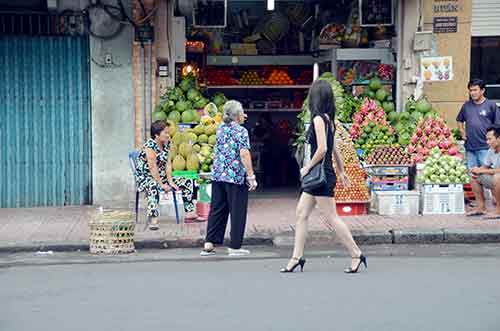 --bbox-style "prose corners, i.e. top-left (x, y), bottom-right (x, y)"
top-left (205, 181), bottom-right (249, 249)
